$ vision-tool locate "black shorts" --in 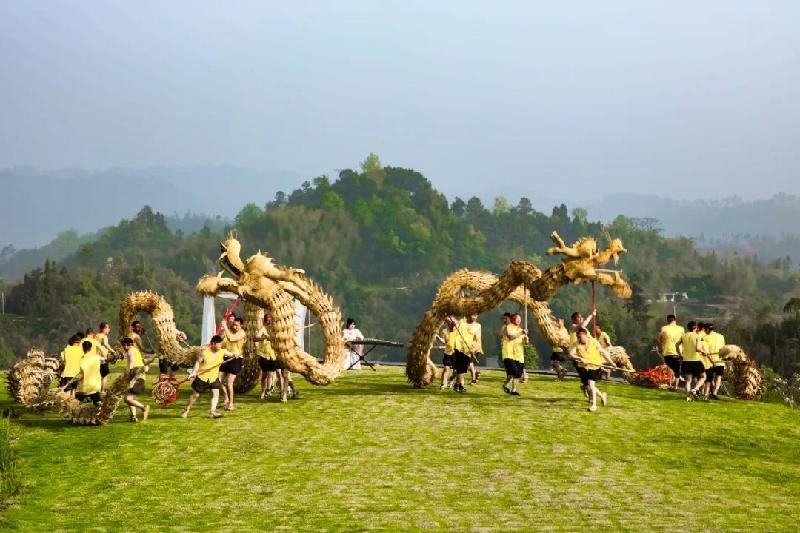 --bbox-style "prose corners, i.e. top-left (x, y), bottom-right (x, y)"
top-left (550, 351), bottom-right (565, 362)
top-left (76, 392), bottom-right (101, 405)
top-left (220, 357), bottom-right (243, 375)
top-left (503, 358), bottom-right (524, 379)
top-left (442, 353), bottom-right (455, 368)
top-left (259, 357), bottom-right (279, 372)
top-left (100, 362), bottom-right (110, 378)
top-left (128, 378), bottom-right (145, 395)
top-left (577, 367), bottom-right (603, 385)
top-left (192, 378), bottom-right (221, 393)
top-left (708, 366), bottom-right (725, 378)
top-left (681, 361), bottom-right (705, 378)
top-left (59, 377), bottom-right (77, 391)
top-left (159, 359), bottom-right (181, 374)
top-left (453, 351), bottom-right (471, 374)
top-left (663, 355), bottom-right (681, 375)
